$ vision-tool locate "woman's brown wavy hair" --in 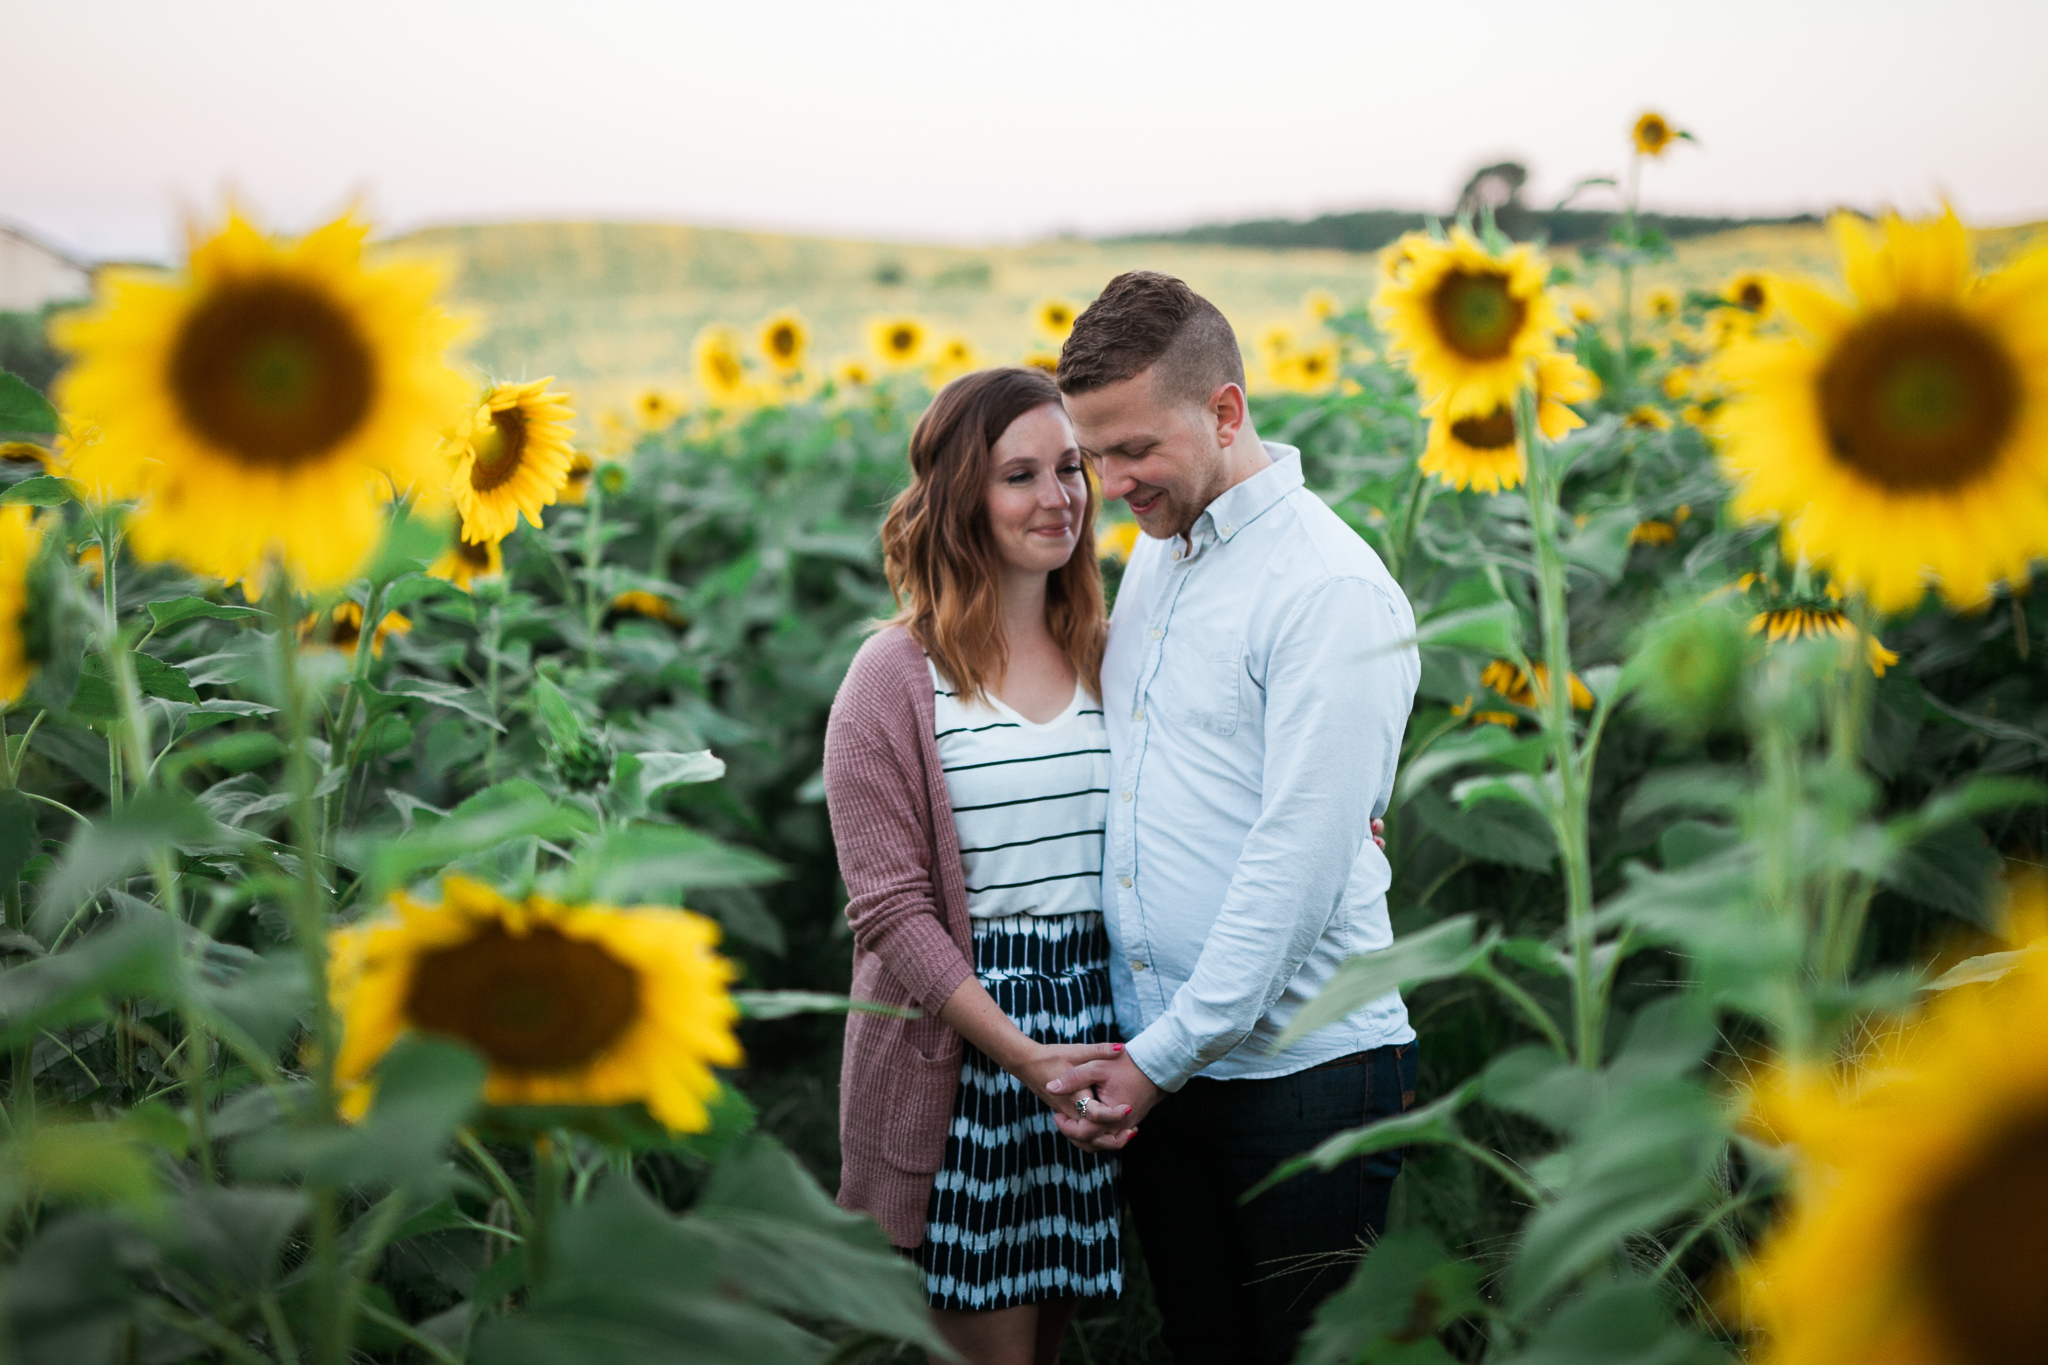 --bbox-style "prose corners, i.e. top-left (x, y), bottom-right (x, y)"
top-left (881, 367), bottom-right (1105, 705)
